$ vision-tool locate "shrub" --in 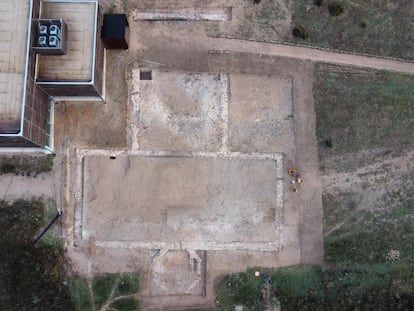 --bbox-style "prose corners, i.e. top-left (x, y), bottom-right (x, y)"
top-left (314, 0), bottom-right (323, 7)
top-left (328, 2), bottom-right (344, 16)
top-left (324, 139), bottom-right (333, 148)
top-left (292, 25), bottom-right (308, 39)
top-left (92, 274), bottom-right (118, 309)
top-left (114, 273), bottom-right (140, 297)
top-left (109, 298), bottom-right (140, 311)
top-left (1, 162), bottom-right (15, 174)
